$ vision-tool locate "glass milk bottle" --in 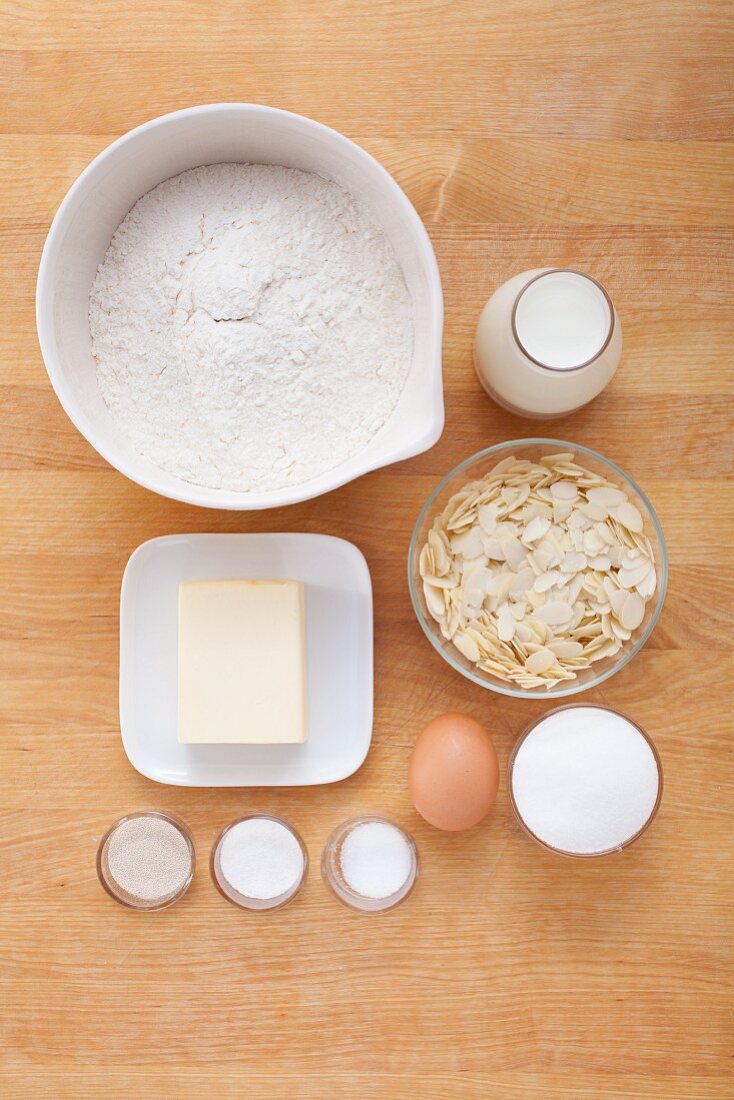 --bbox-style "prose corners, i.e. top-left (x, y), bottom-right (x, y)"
top-left (474, 269), bottom-right (622, 418)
